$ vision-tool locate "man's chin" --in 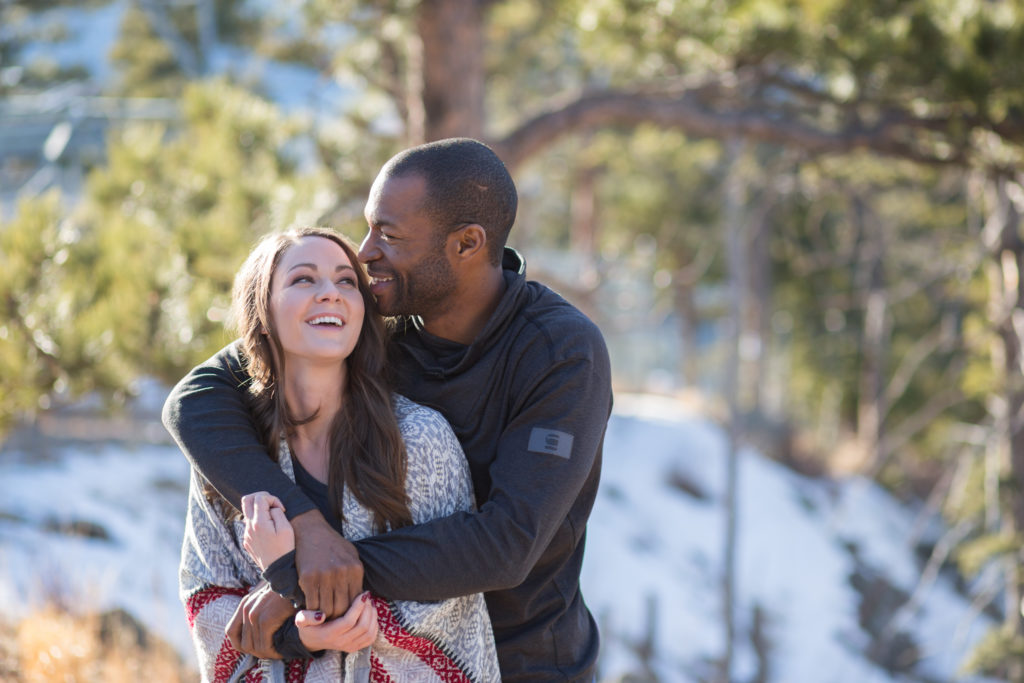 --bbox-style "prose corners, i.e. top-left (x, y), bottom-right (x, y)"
top-left (371, 296), bottom-right (401, 317)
